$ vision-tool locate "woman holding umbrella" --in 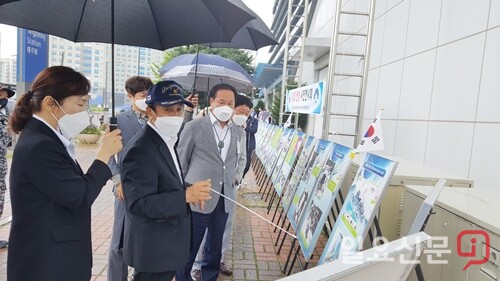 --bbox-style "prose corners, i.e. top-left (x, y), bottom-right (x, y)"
top-left (7, 66), bottom-right (123, 281)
